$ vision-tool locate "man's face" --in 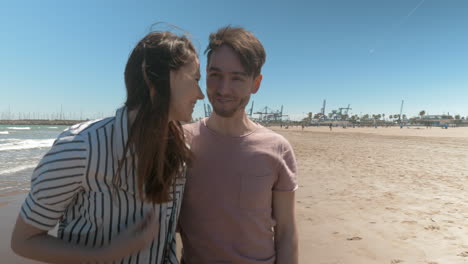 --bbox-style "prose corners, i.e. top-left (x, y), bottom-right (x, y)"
top-left (206, 45), bottom-right (261, 118)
